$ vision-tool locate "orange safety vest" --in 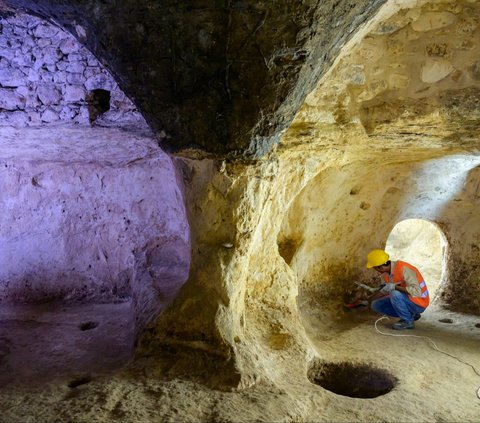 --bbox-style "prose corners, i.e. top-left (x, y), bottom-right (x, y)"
top-left (382, 260), bottom-right (430, 308)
